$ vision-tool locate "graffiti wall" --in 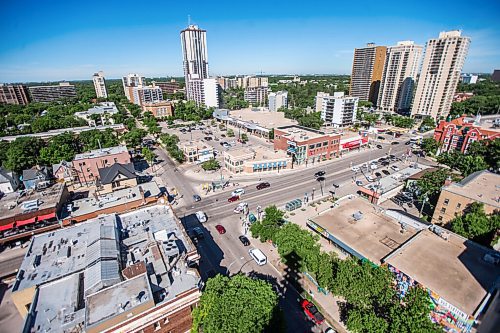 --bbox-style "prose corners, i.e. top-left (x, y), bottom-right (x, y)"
top-left (387, 264), bottom-right (474, 333)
